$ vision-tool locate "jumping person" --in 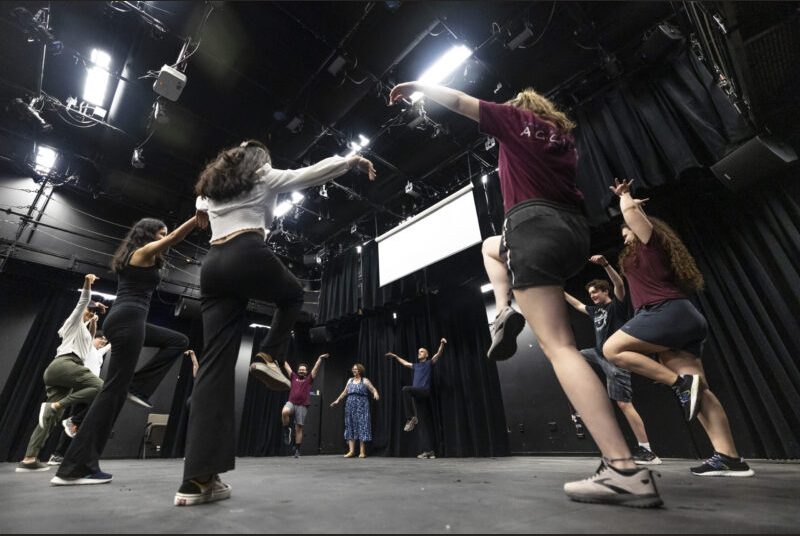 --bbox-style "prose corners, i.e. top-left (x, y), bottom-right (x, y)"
top-left (52, 216), bottom-right (198, 486)
top-left (389, 82), bottom-right (661, 506)
top-left (174, 140), bottom-right (376, 506)
top-left (563, 256), bottom-right (660, 465)
top-left (16, 275), bottom-right (105, 472)
top-left (330, 363), bottom-right (379, 458)
top-left (482, 236), bottom-right (526, 361)
top-left (386, 338), bottom-right (447, 459)
top-left (282, 353), bottom-right (329, 458)
top-left (603, 179), bottom-right (753, 477)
